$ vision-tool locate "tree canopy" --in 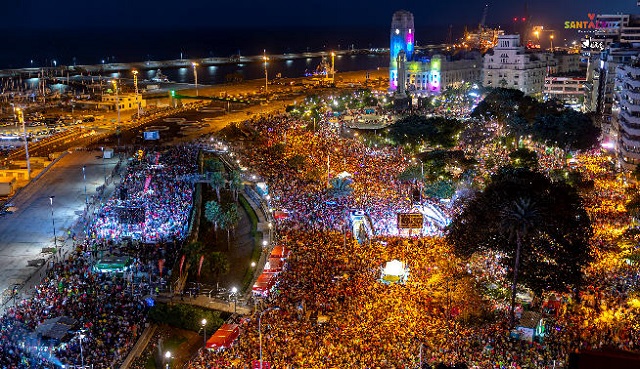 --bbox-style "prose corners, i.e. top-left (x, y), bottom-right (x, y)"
top-left (472, 88), bottom-right (601, 151)
top-left (385, 115), bottom-right (464, 149)
top-left (446, 167), bottom-right (593, 295)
